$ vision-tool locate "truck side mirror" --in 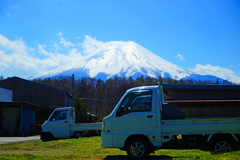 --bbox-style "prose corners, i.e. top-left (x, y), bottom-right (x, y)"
top-left (116, 105), bottom-right (131, 117)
